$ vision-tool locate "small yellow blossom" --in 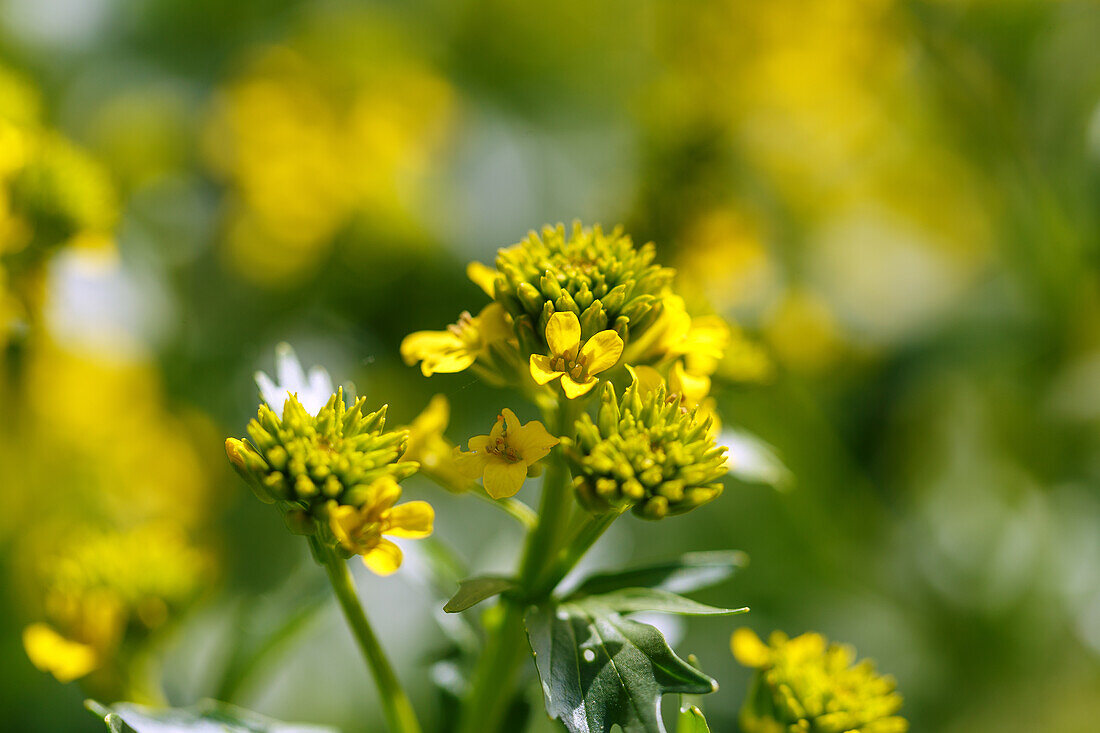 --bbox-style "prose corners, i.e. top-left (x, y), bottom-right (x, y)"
top-left (466, 260), bottom-right (497, 297)
top-left (23, 623), bottom-right (99, 683)
top-left (458, 408), bottom-right (558, 499)
top-left (529, 311), bottom-right (624, 399)
top-left (327, 477), bottom-right (434, 576)
top-left (401, 302), bottom-right (510, 376)
top-left (733, 628), bottom-right (908, 733)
